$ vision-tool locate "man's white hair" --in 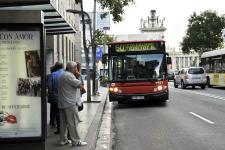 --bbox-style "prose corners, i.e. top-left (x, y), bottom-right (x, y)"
top-left (66, 61), bottom-right (77, 71)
